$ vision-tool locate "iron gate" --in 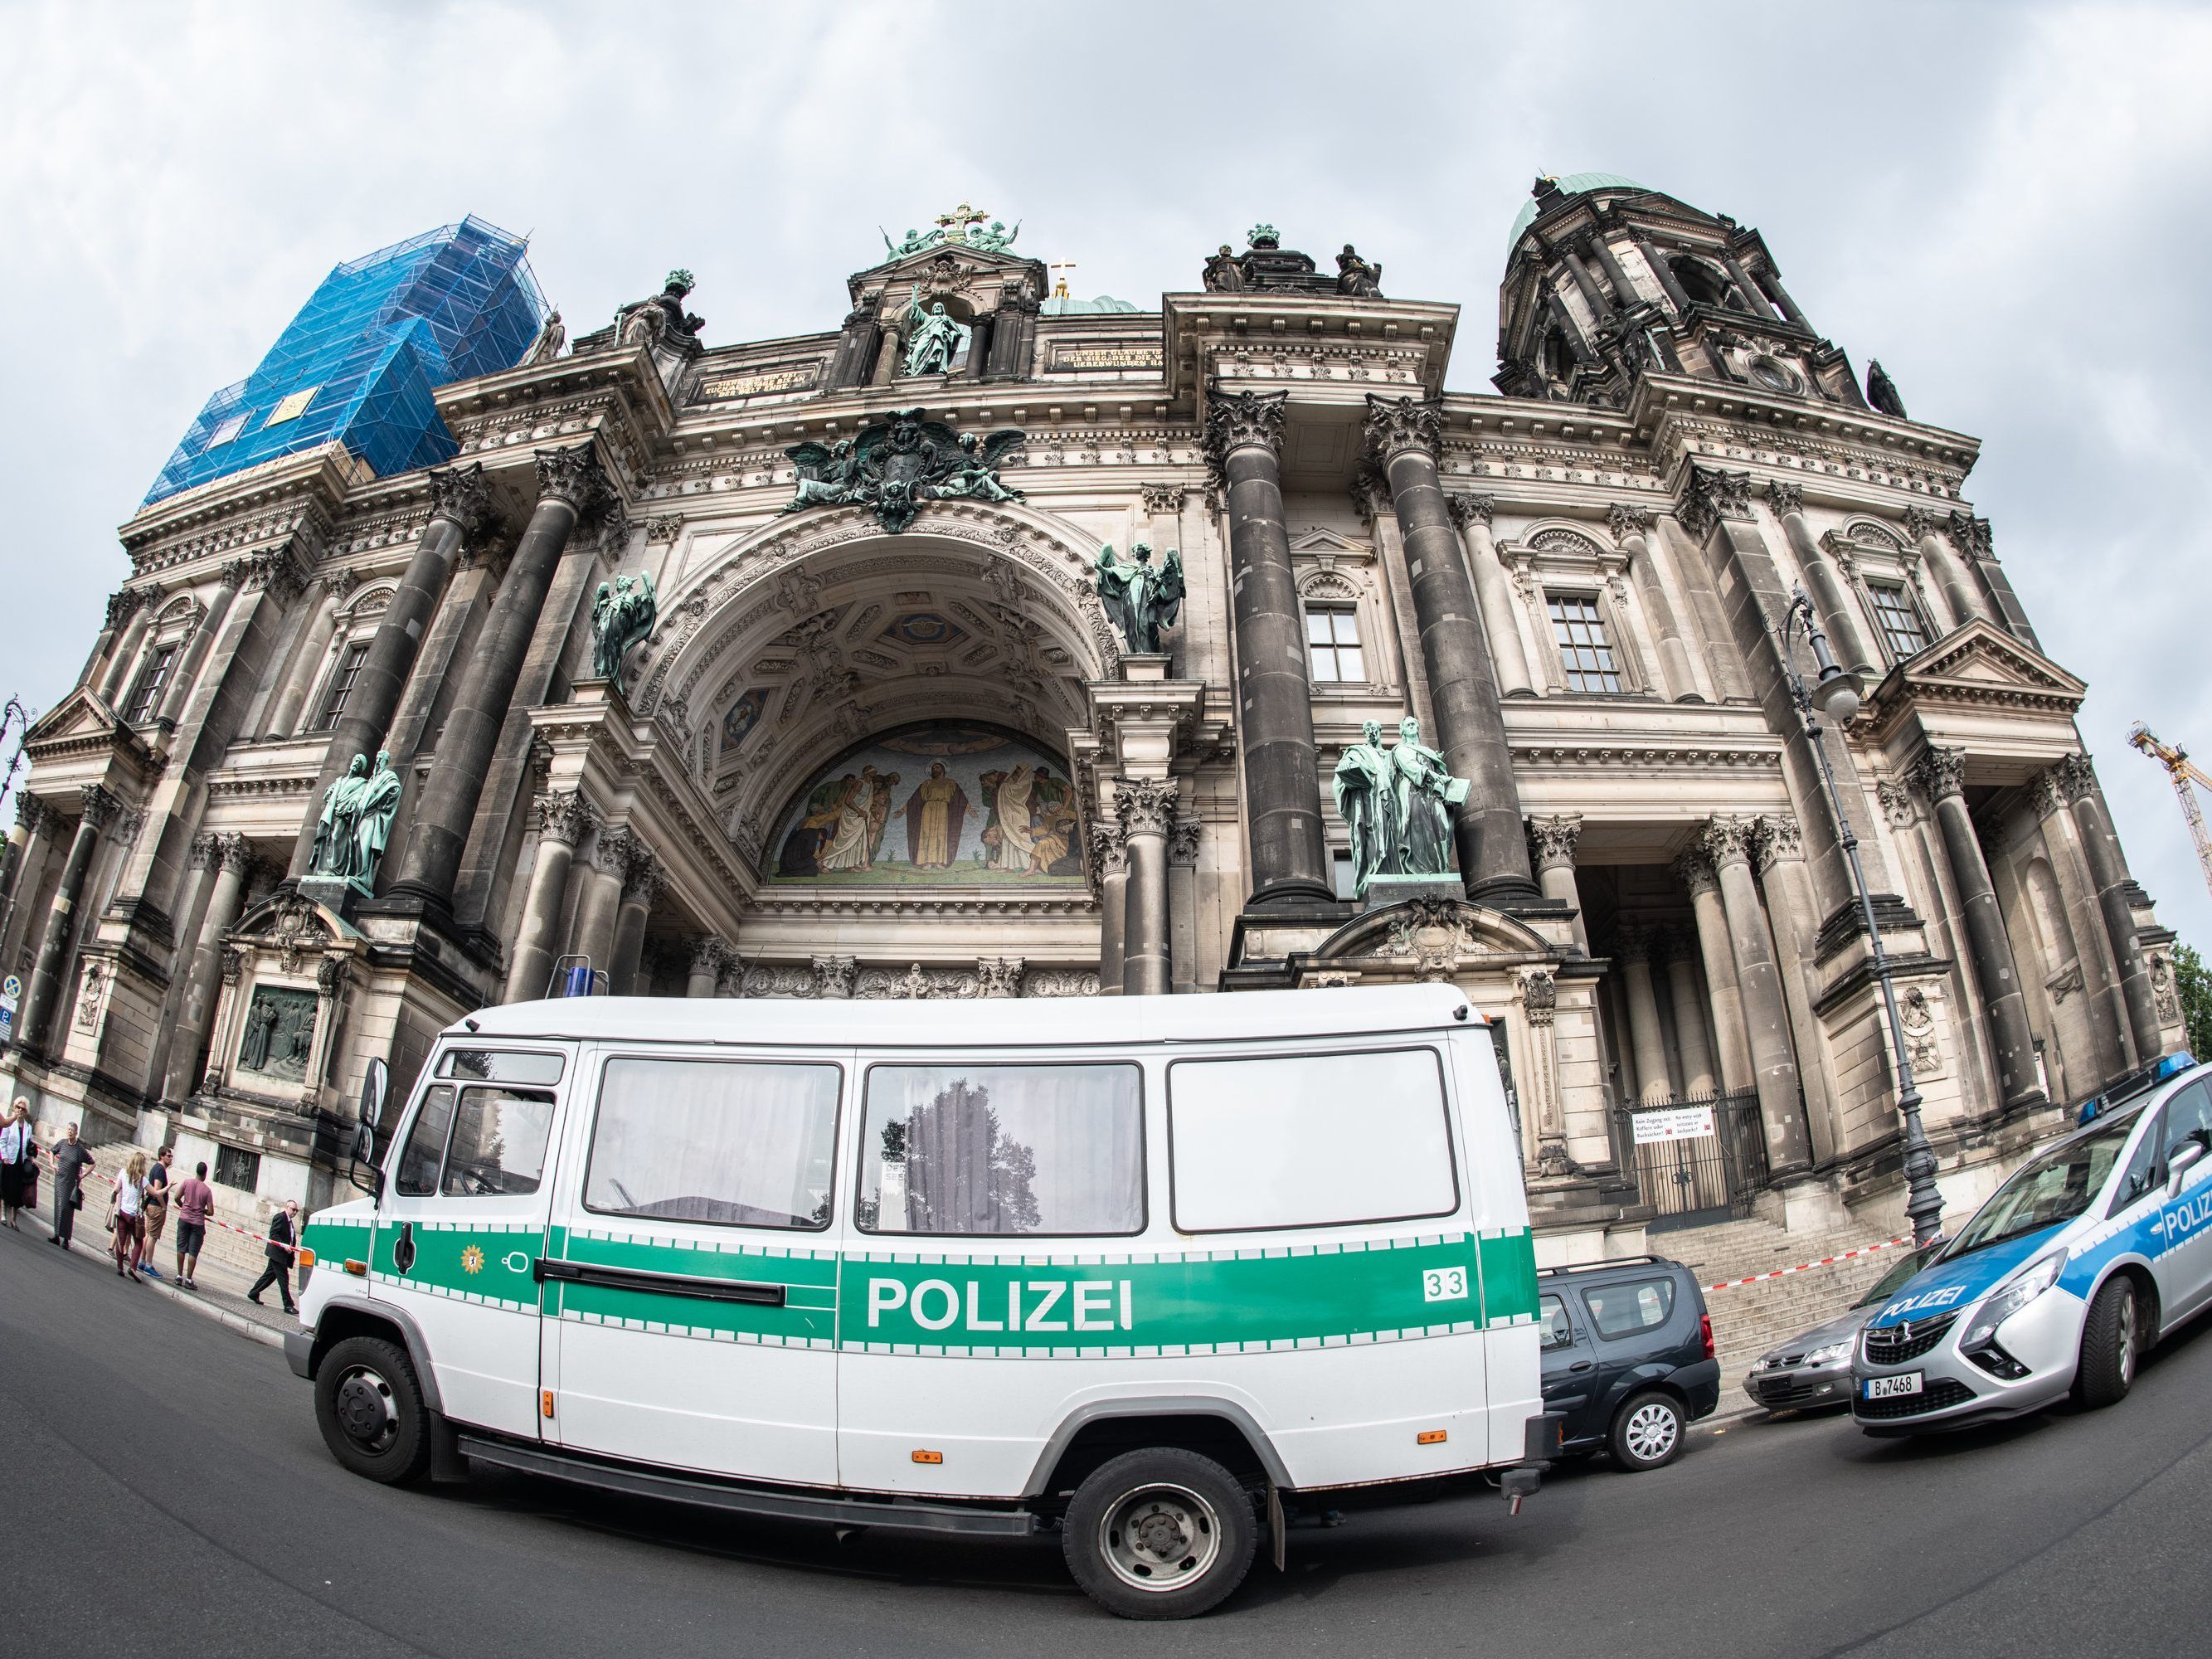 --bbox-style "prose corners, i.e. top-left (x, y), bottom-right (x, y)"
top-left (1616, 1091), bottom-right (1770, 1228)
